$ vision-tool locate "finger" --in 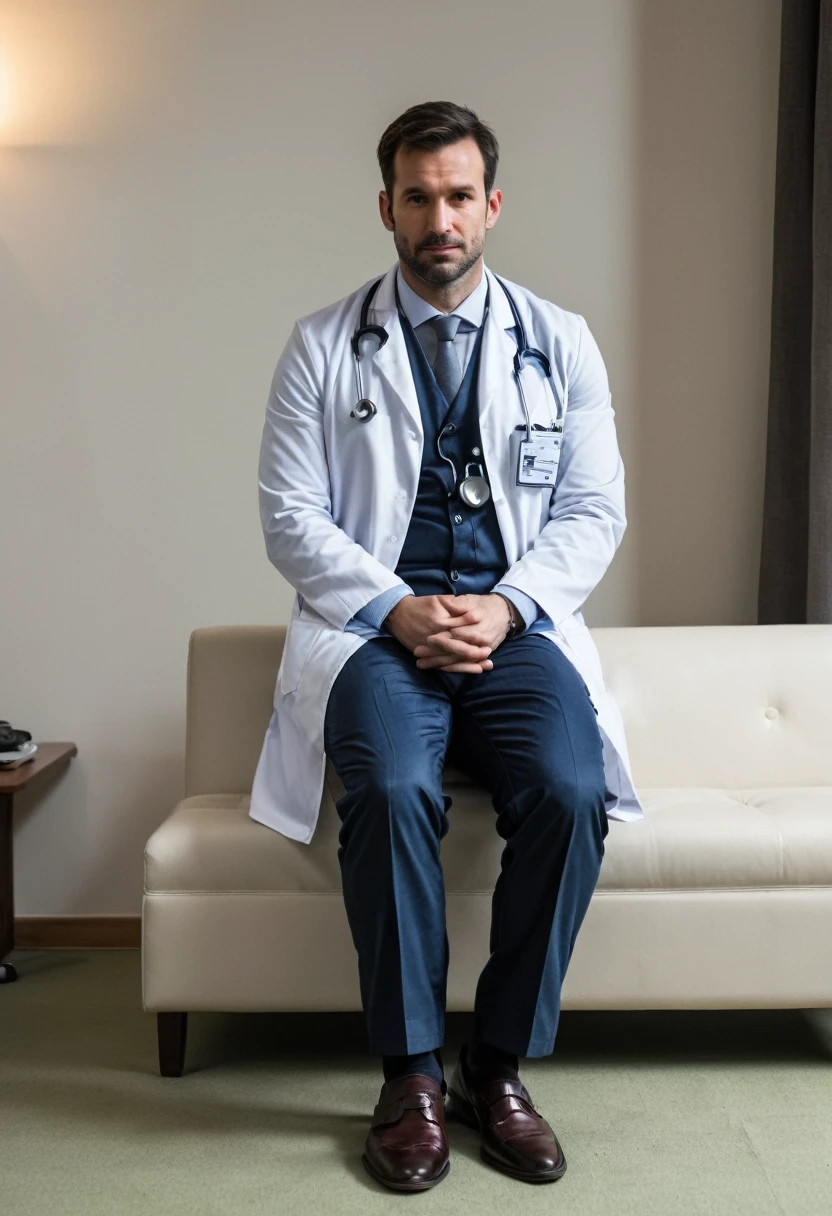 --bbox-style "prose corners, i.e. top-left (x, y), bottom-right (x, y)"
top-left (419, 666), bottom-right (486, 674)
top-left (414, 637), bottom-right (467, 652)
top-left (422, 636), bottom-right (491, 659)
top-left (425, 636), bottom-right (490, 654)
top-left (415, 650), bottom-right (491, 666)
top-left (438, 612), bottom-right (483, 630)
top-left (438, 597), bottom-right (481, 618)
top-left (428, 623), bottom-right (489, 645)
top-left (427, 627), bottom-right (490, 646)
top-left (416, 631), bottom-right (491, 653)
top-left (416, 657), bottom-right (493, 672)
top-left (413, 642), bottom-right (486, 660)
